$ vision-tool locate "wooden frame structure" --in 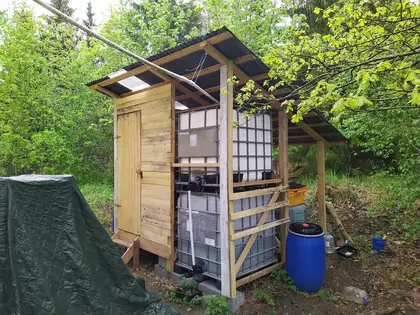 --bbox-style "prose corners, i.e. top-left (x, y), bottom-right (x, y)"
top-left (87, 27), bottom-right (347, 298)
